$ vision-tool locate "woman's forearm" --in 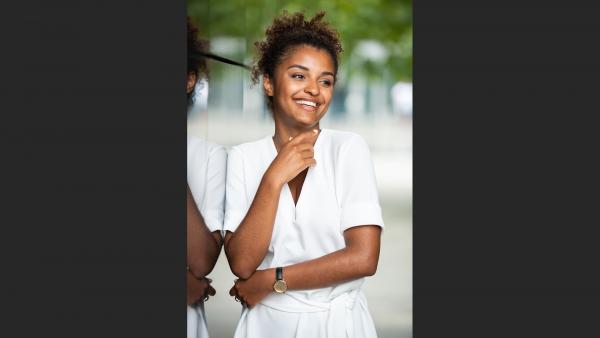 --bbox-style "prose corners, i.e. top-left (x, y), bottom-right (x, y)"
top-left (256, 225), bottom-right (381, 292)
top-left (286, 228), bottom-right (380, 290)
top-left (187, 187), bottom-right (222, 278)
top-left (286, 248), bottom-right (378, 290)
top-left (225, 174), bottom-right (282, 279)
